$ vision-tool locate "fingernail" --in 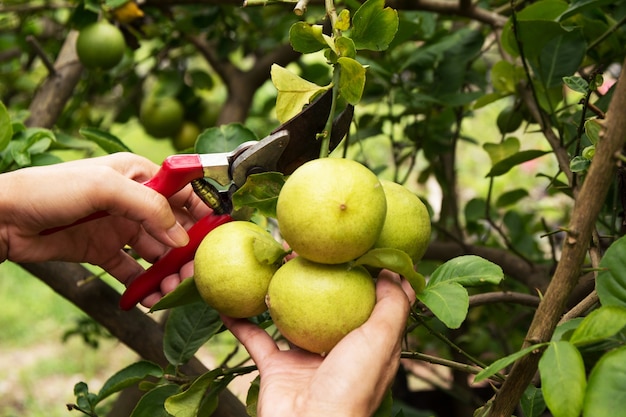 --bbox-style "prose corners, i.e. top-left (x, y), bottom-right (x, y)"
top-left (167, 223), bottom-right (189, 247)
